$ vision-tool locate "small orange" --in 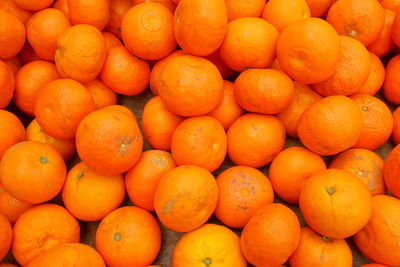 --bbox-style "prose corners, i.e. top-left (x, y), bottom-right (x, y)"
top-left (67, 0), bottom-right (110, 31)
top-left (304, 0), bottom-right (336, 17)
top-left (0, 0), bottom-right (32, 24)
top-left (0, 214), bottom-right (12, 262)
top-left (13, 0), bottom-right (54, 11)
top-left (0, 184), bottom-right (33, 225)
top-left (356, 52), bottom-right (385, 95)
top-left (0, 110), bottom-right (25, 159)
top-left (383, 55), bottom-right (400, 104)
top-left (392, 107), bottom-right (400, 144)
top-left (102, 31), bottom-right (123, 52)
top-left (368, 9), bottom-right (396, 58)
top-left (383, 144), bottom-right (400, 198)
top-left (4, 56), bottom-right (21, 75)
top-left (125, 150), bottom-right (176, 211)
top-left (106, 0), bottom-right (133, 37)
top-left (0, 60), bottom-right (14, 109)
top-left (225, 0), bottom-right (265, 21)
top-left (85, 78), bottom-right (117, 109)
